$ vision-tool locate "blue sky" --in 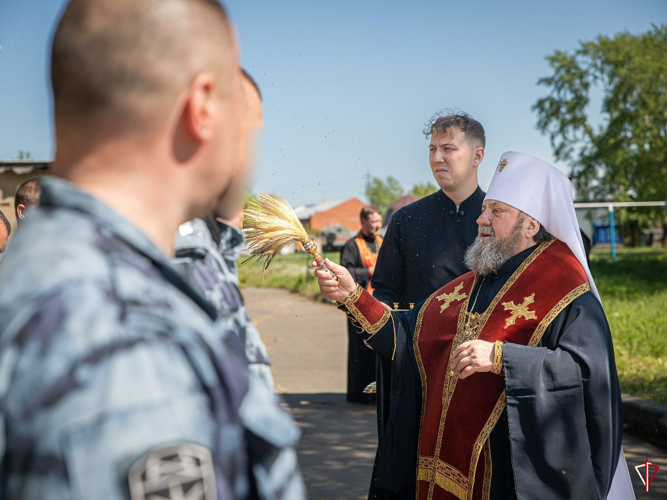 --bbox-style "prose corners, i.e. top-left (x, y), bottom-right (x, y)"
top-left (0, 0), bottom-right (665, 206)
